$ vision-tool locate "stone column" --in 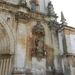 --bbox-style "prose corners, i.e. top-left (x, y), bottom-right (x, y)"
top-left (14, 23), bottom-right (27, 72)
